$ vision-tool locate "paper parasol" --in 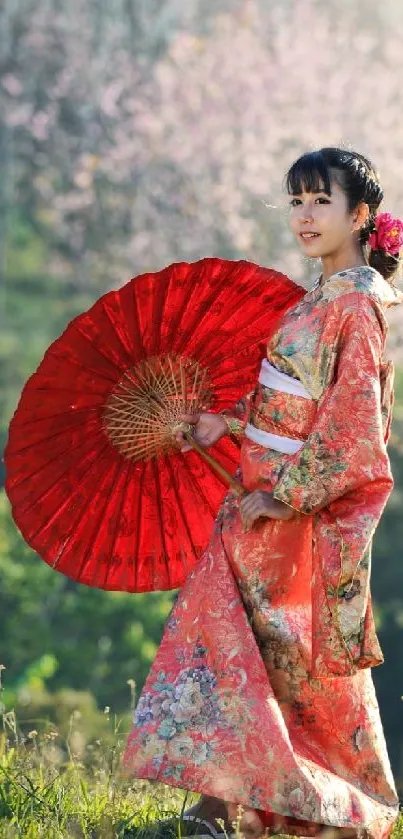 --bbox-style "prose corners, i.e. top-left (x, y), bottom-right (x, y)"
top-left (5, 258), bottom-right (304, 592)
